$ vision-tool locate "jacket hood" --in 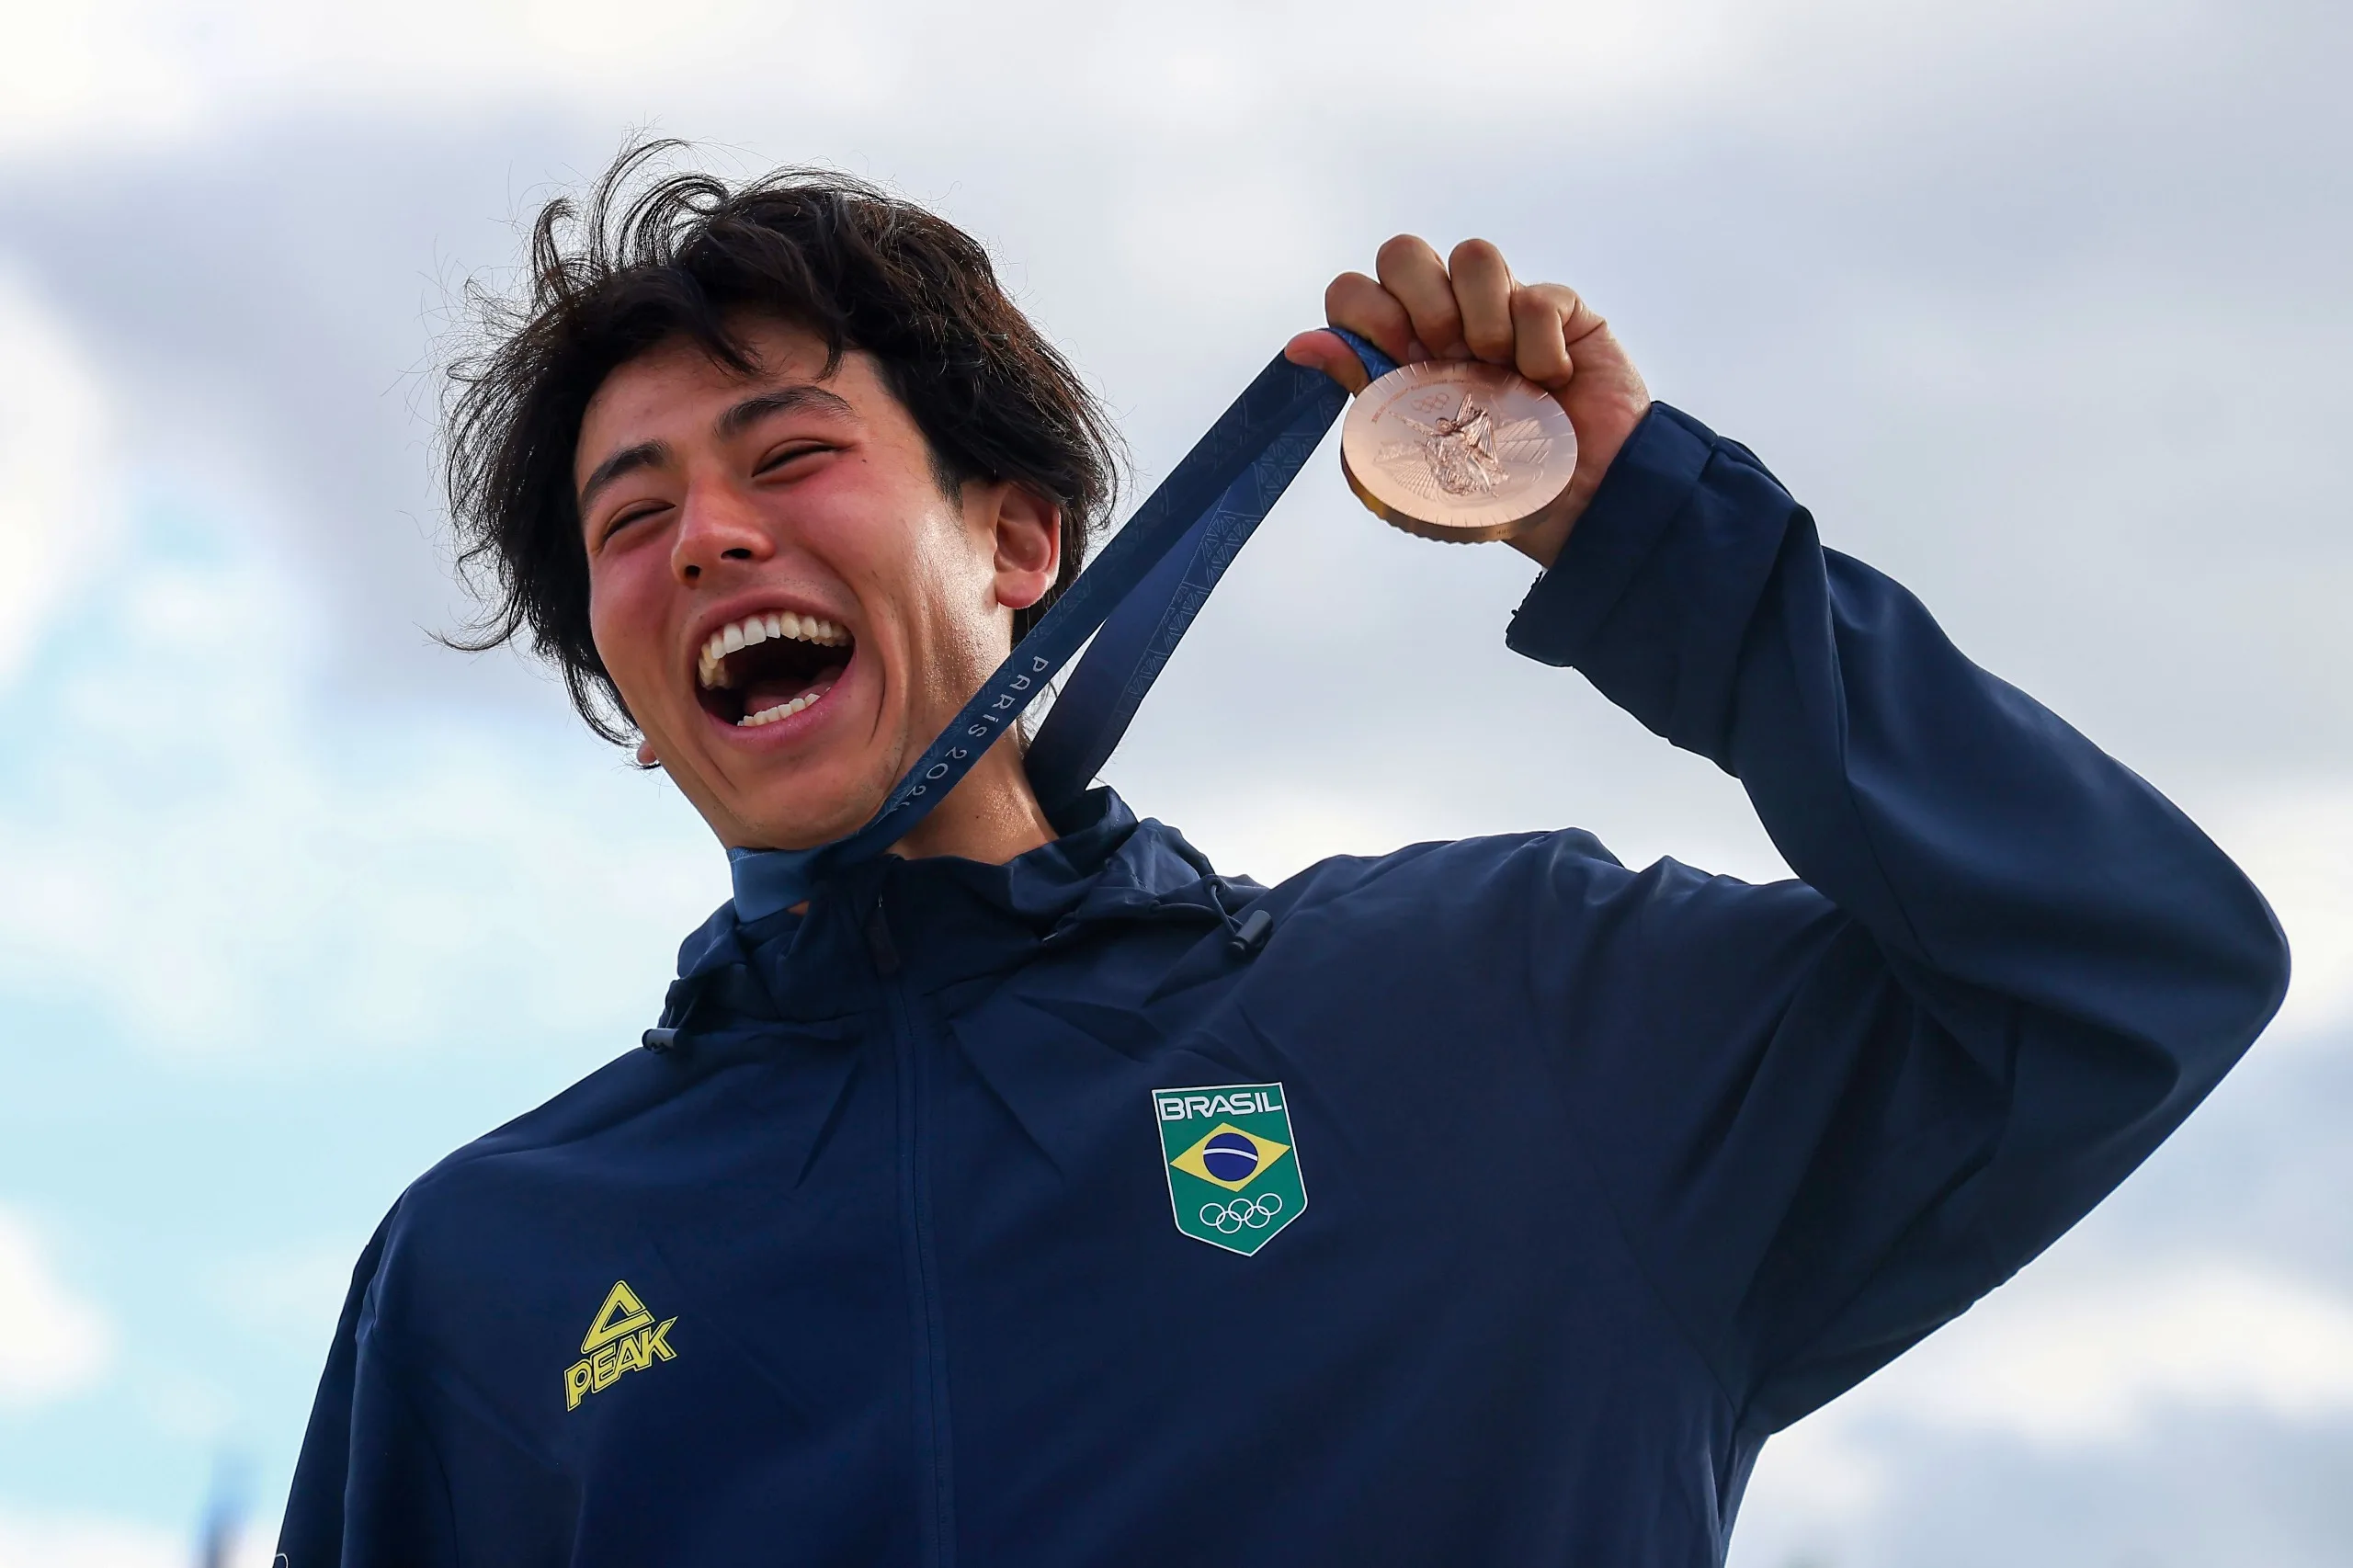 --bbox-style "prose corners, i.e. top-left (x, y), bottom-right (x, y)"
top-left (661, 788), bottom-right (1257, 1031)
